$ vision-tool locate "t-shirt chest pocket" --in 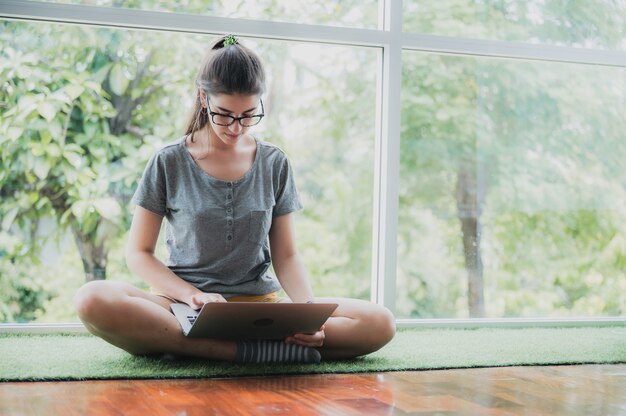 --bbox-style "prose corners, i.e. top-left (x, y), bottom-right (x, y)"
top-left (247, 207), bottom-right (273, 246)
